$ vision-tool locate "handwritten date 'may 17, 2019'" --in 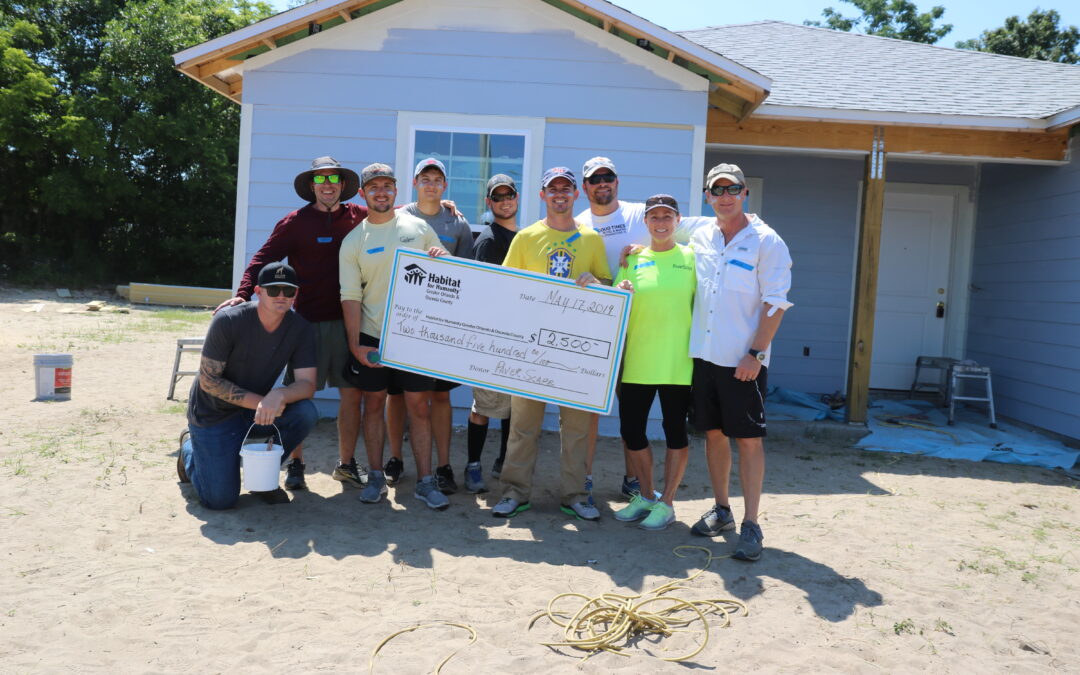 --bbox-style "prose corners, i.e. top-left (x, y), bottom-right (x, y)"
top-left (515, 289), bottom-right (616, 317)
